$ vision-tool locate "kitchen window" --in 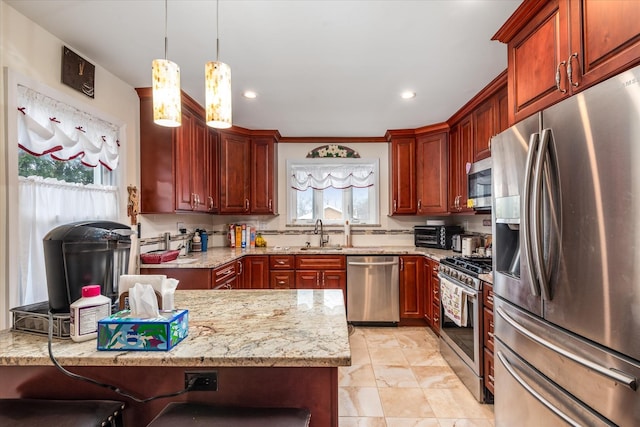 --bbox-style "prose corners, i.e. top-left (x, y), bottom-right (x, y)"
top-left (287, 158), bottom-right (379, 225)
top-left (14, 83), bottom-right (121, 306)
